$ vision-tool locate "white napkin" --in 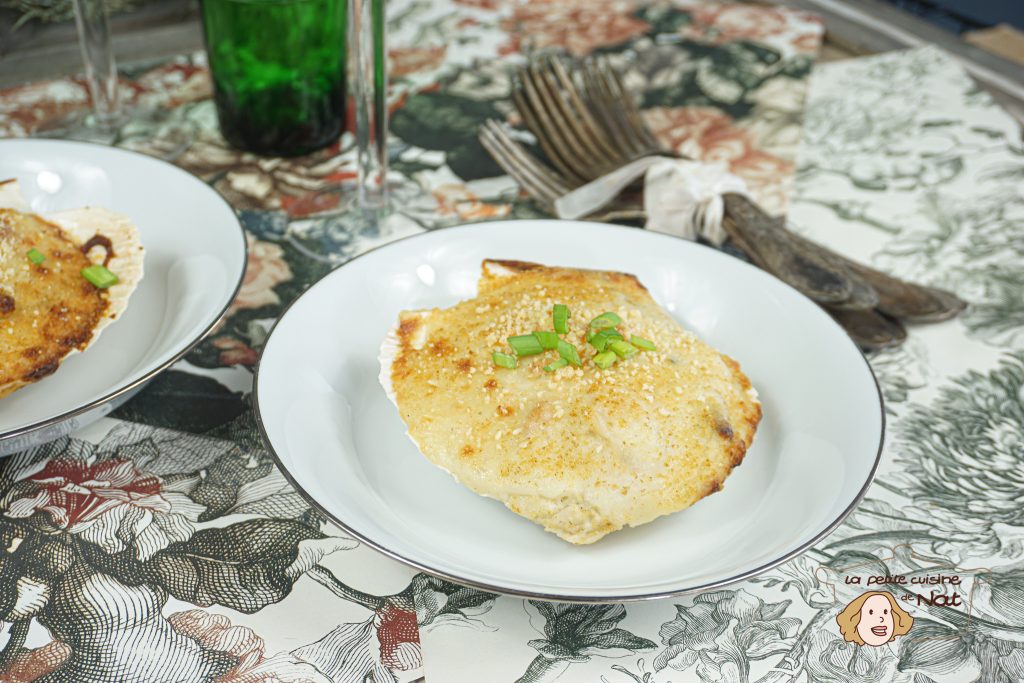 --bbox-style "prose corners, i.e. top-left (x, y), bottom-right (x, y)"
top-left (553, 156), bottom-right (748, 246)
